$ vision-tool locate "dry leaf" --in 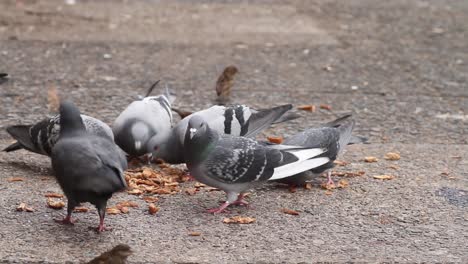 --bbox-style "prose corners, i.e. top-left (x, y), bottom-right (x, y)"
top-left (267, 136), bottom-right (283, 144)
top-left (47, 198), bottom-right (65, 209)
top-left (373, 175), bottom-right (395, 180)
top-left (321, 182), bottom-right (336, 190)
top-left (188, 232), bottom-right (201, 236)
top-left (319, 104), bottom-right (332, 110)
top-left (288, 185), bottom-right (297, 193)
top-left (116, 201), bottom-right (139, 209)
top-left (120, 207), bottom-right (130, 214)
top-left (304, 183), bottom-right (312, 190)
top-left (7, 177), bottom-right (24, 182)
top-left (387, 165), bottom-right (400, 170)
top-left (297, 105), bottom-right (316, 112)
top-left (73, 206), bottom-right (89, 213)
top-left (127, 189), bottom-right (143, 195)
top-left (364, 156), bottom-right (378, 163)
top-left (384, 152), bottom-right (400, 161)
top-left (185, 188), bottom-right (198, 196)
top-left (333, 160), bottom-right (349, 166)
top-left (44, 192), bottom-right (64, 198)
top-left (148, 203), bottom-right (159, 215)
top-left (325, 190), bottom-right (333, 195)
top-left (106, 207), bottom-right (121, 215)
top-left (223, 216), bottom-right (256, 224)
top-left (331, 171), bottom-right (365, 177)
top-left (16, 203), bottom-right (34, 212)
top-left (142, 196), bottom-right (159, 203)
top-left (337, 179), bottom-right (349, 188)
top-left (281, 208), bottom-right (299, 215)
